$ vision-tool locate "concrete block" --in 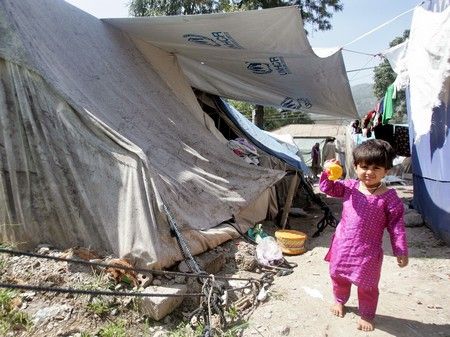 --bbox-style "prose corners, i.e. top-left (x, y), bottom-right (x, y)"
top-left (137, 285), bottom-right (187, 321)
